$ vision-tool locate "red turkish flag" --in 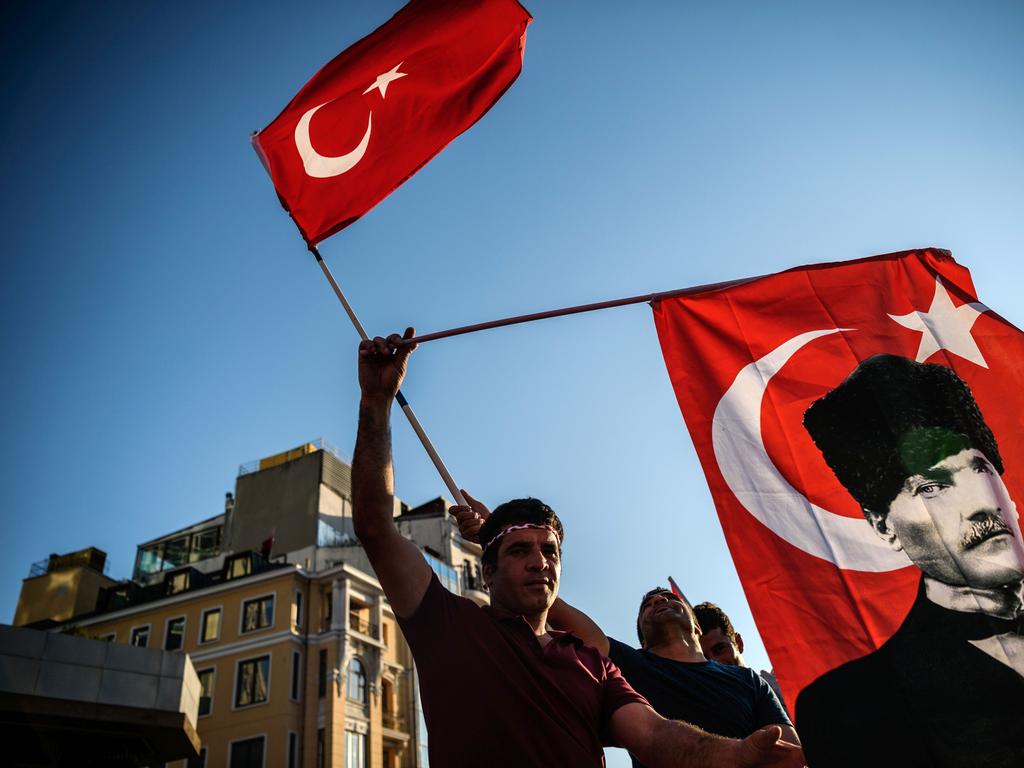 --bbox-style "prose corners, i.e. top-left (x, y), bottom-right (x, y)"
top-left (253, 0), bottom-right (531, 245)
top-left (654, 248), bottom-right (1024, 765)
